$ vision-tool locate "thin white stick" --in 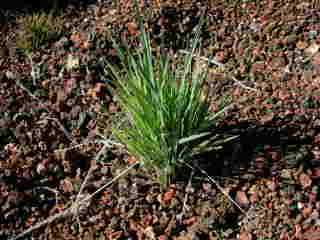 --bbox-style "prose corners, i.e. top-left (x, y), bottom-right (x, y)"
top-left (16, 80), bottom-right (39, 100)
top-left (33, 186), bottom-right (61, 206)
top-left (9, 161), bottom-right (138, 240)
top-left (230, 76), bottom-right (258, 92)
top-left (54, 142), bottom-right (89, 153)
top-left (179, 50), bottom-right (224, 68)
top-left (81, 162), bottom-right (139, 203)
top-left (179, 50), bottom-right (258, 92)
top-left (181, 160), bottom-right (247, 216)
top-left (95, 138), bottom-right (124, 148)
top-left (74, 138), bottom-right (123, 203)
top-left (54, 139), bottom-right (123, 153)
top-left (9, 209), bottom-right (72, 240)
top-left (75, 144), bottom-right (108, 203)
top-left (28, 54), bottom-right (40, 86)
top-left (177, 168), bottom-right (194, 222)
